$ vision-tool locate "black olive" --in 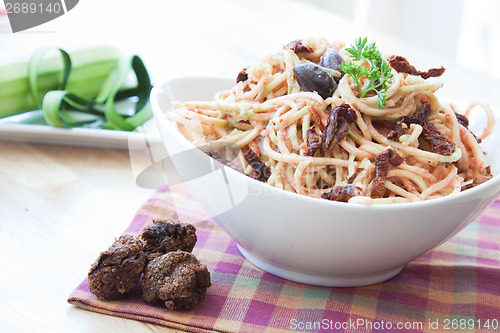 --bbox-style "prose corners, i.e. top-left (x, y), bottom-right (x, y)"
top-left (320, 46), bottom-right (345, 80)
top-left (293, 63), bottom-right (337, 99)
